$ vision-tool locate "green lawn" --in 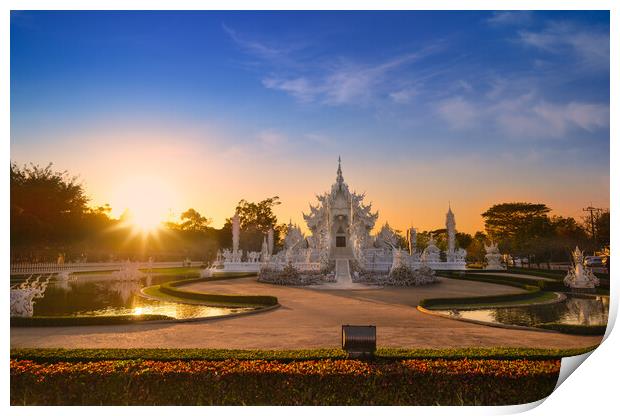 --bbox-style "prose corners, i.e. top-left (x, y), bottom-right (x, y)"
top-left (421, 290), bottom-right (561, 310)
top-left (10, 345), bottom-right (598, 362)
